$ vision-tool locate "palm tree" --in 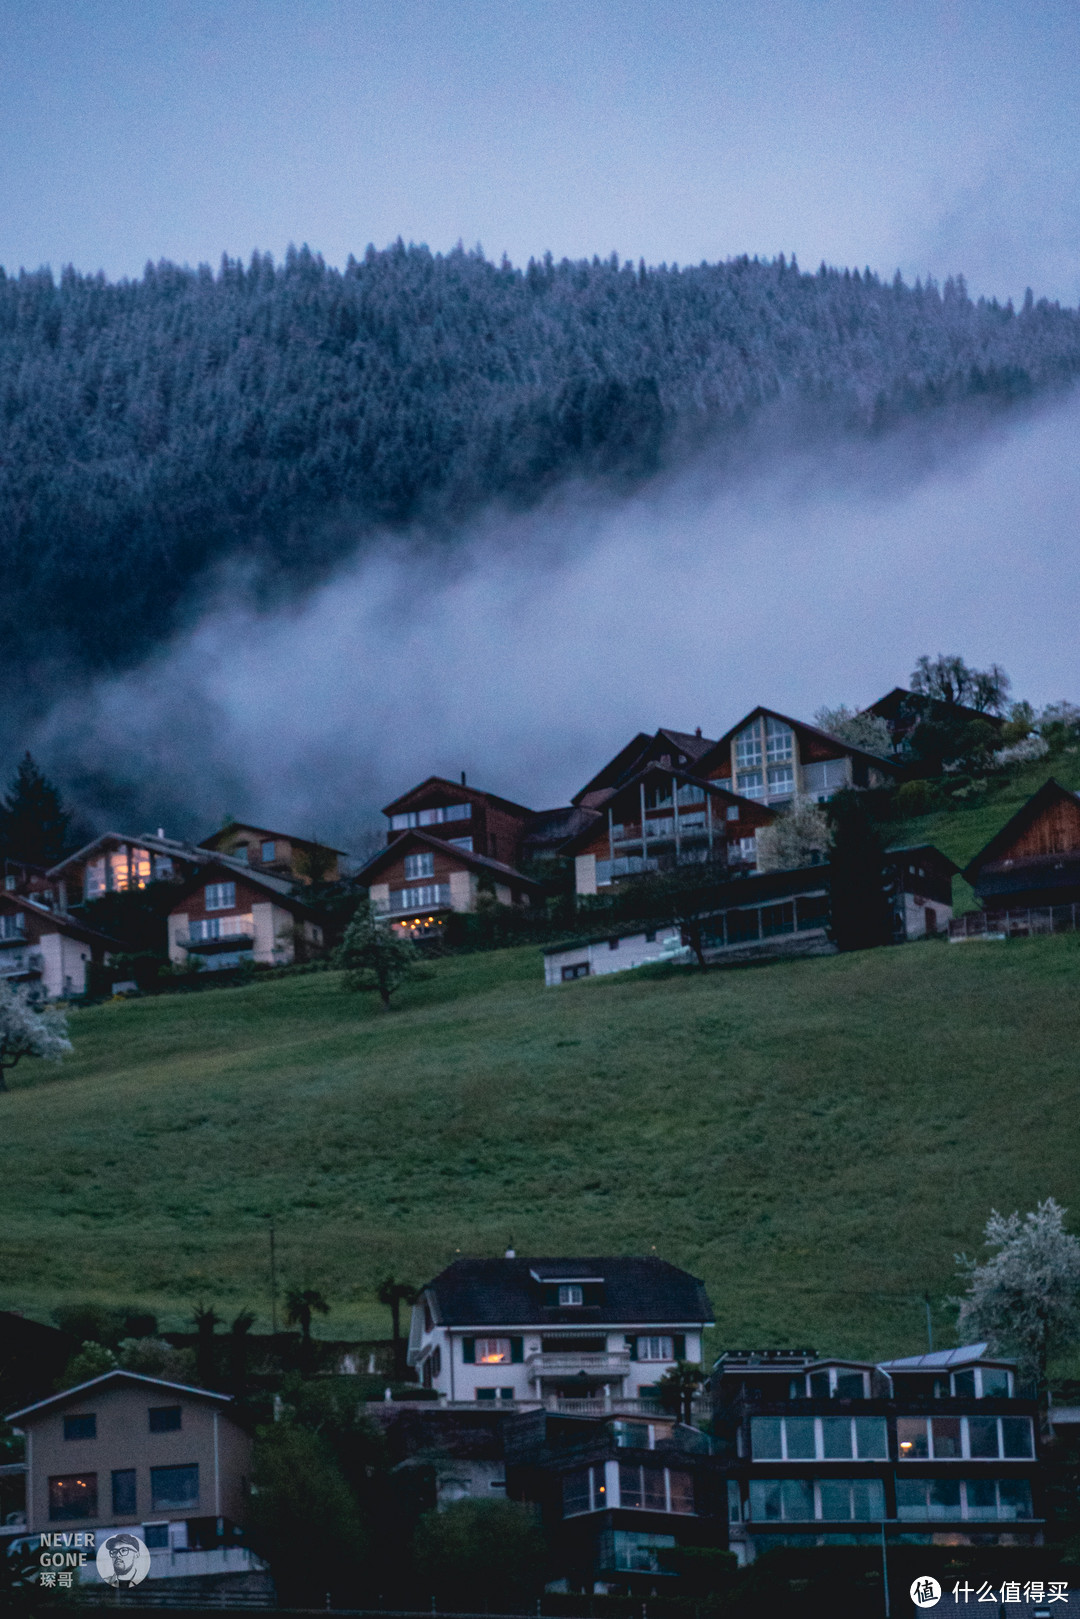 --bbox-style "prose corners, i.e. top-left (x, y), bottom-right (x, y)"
top-left (284, 1288), bottom-right (330, 1373)
top-left (377, 1277), bottom-right (417, 1383)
